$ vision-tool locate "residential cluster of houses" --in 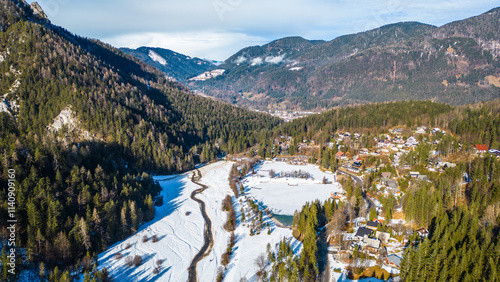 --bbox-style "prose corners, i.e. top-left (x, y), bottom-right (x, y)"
top-left (329, 219), bottom-right (403, 269)
top-left (329, 218), bottom-right (431, 270)
top-left (268, 110), bottom-right (316, 122)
